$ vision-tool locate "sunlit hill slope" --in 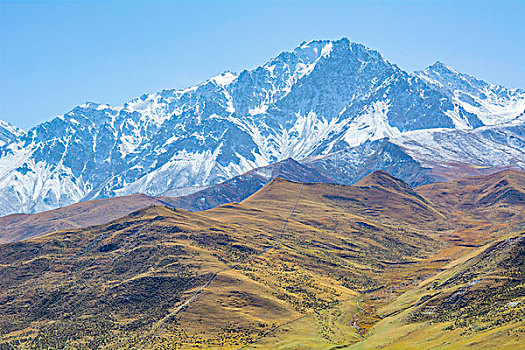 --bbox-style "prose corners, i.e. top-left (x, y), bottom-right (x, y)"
top-left (0, 170), bottom-right (523, 349)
